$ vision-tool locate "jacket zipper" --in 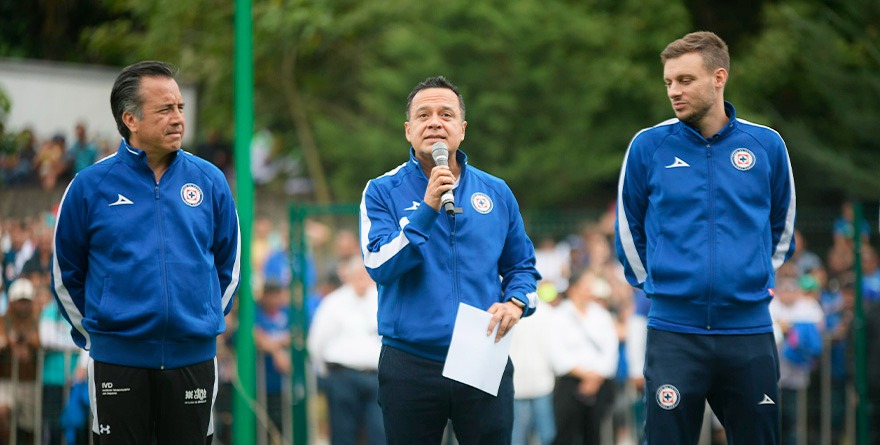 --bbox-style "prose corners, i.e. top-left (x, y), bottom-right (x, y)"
top-left (705, 142), bottom-right (714, 330)
top-left (154, 178), bottom-right (170, 370)
top-left (449, 213), bottom-right (459, 312)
